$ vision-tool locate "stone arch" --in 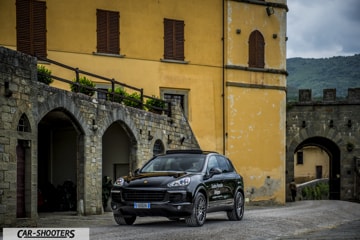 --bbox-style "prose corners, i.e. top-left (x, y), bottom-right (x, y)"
top-left (286, 126), bottom-right (342, 201)
top-left (151, 128), bottom-right (167, 154)
top-left (37, 101), bottom-right (86, 212)
top-left (100, 107), bottom-right (138, 143)
top-left (37, 93), bottom-right (89, 135)
top-left (153, 139), bottom-right (165, 156)
top-left (100, 107), bottom-right (140, 192)
top-left (11, 105), bottom-right (36, 133)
